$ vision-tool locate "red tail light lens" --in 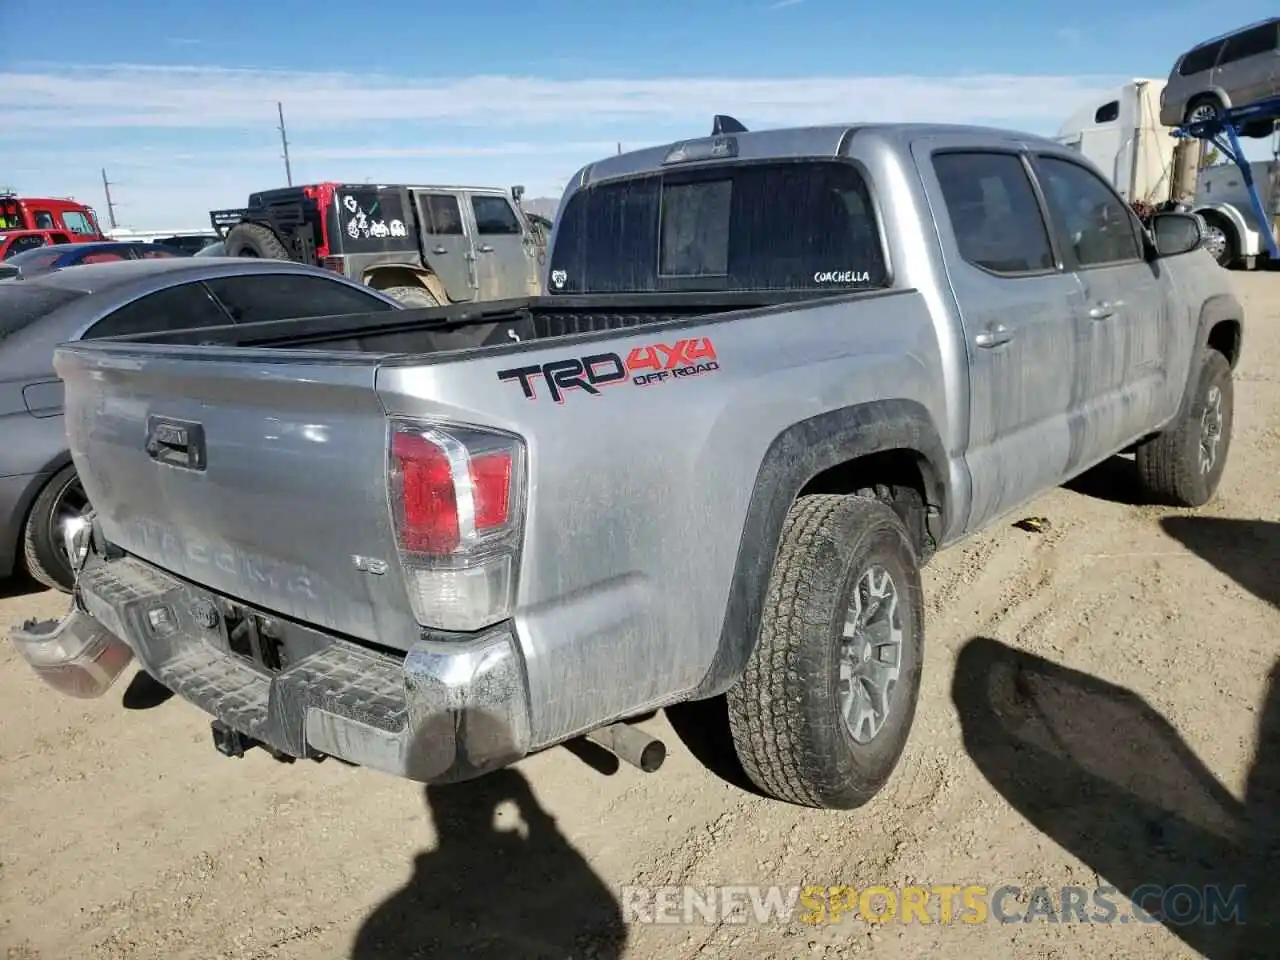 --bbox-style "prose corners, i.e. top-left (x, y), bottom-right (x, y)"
top-left (389, 426), bottom-right (519, 556)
